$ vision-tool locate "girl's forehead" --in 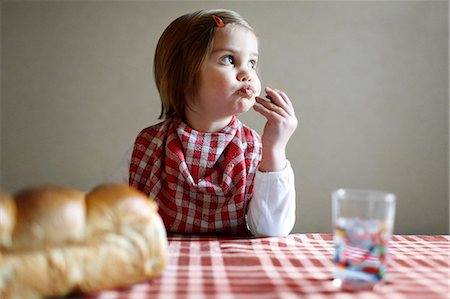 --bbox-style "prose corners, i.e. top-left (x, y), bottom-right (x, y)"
top-left (211, 24), bottom-right (258, 52)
